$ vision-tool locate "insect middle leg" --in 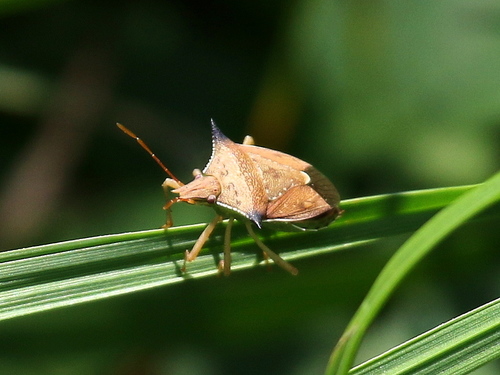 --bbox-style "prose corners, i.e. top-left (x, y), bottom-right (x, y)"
top-left (183, 215), bottom-right (223, 272)
top-left (221, 217), bottom-right (235, 276)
